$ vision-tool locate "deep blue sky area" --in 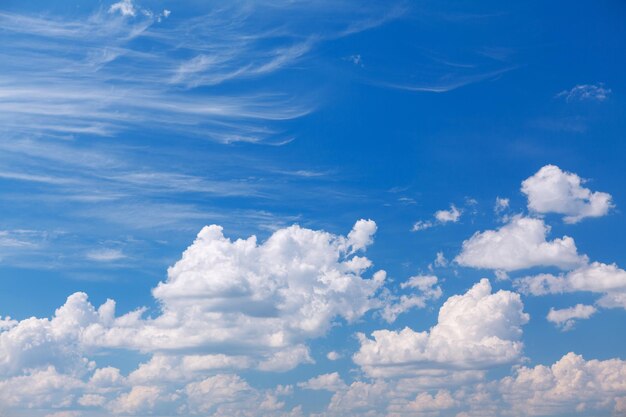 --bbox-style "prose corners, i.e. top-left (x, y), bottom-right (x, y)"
top-left (0, 1), bottom-right (625, 416)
